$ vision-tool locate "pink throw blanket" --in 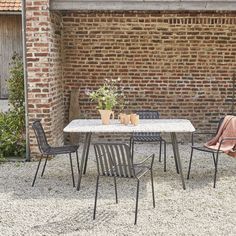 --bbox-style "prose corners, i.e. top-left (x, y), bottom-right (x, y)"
top-left (204, 115), bottom-right (236, 157)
